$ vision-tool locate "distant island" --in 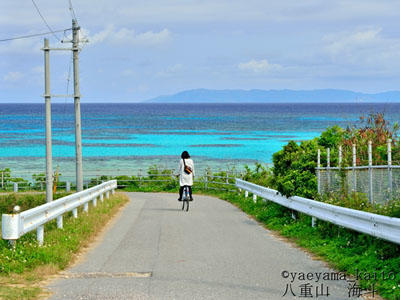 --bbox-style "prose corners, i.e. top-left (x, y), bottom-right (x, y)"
top-left (145, 89), bottom-right (400, 103)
